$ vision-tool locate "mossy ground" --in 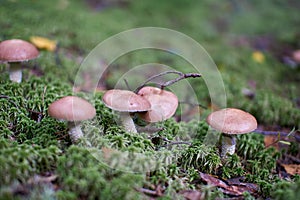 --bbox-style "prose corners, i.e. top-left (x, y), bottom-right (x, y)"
top-left (1, 0), bottom-right (300, 199)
